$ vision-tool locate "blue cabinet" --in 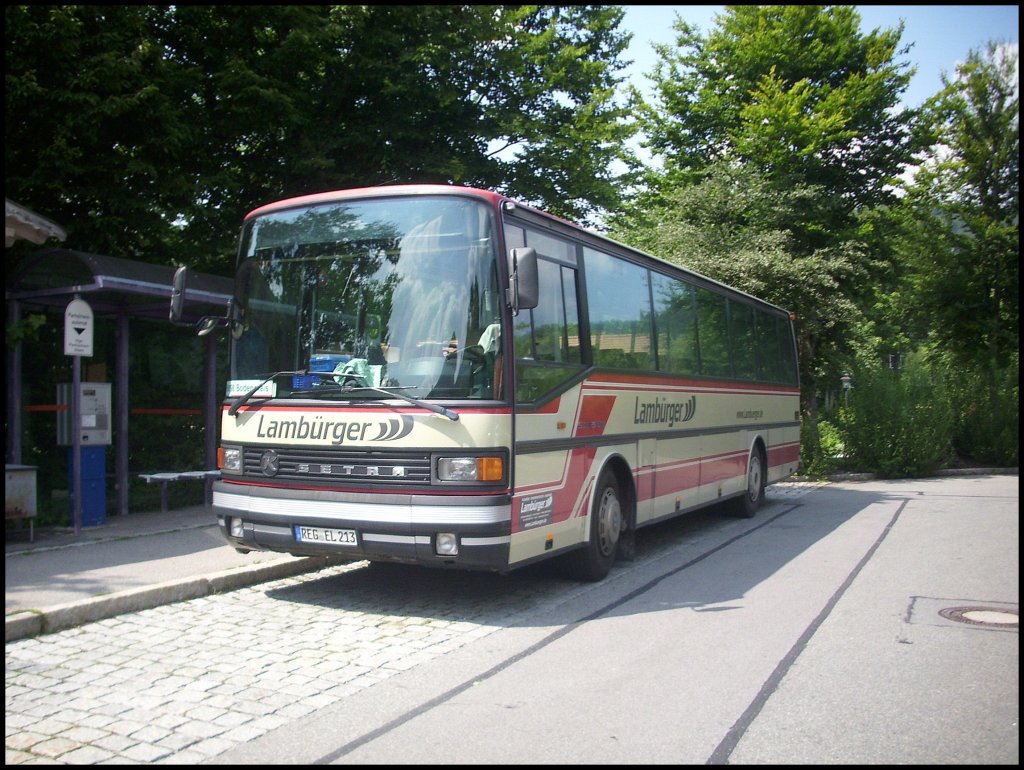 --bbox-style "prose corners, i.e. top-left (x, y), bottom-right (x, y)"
top-left (68, 446), bottom-right (106, 527)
